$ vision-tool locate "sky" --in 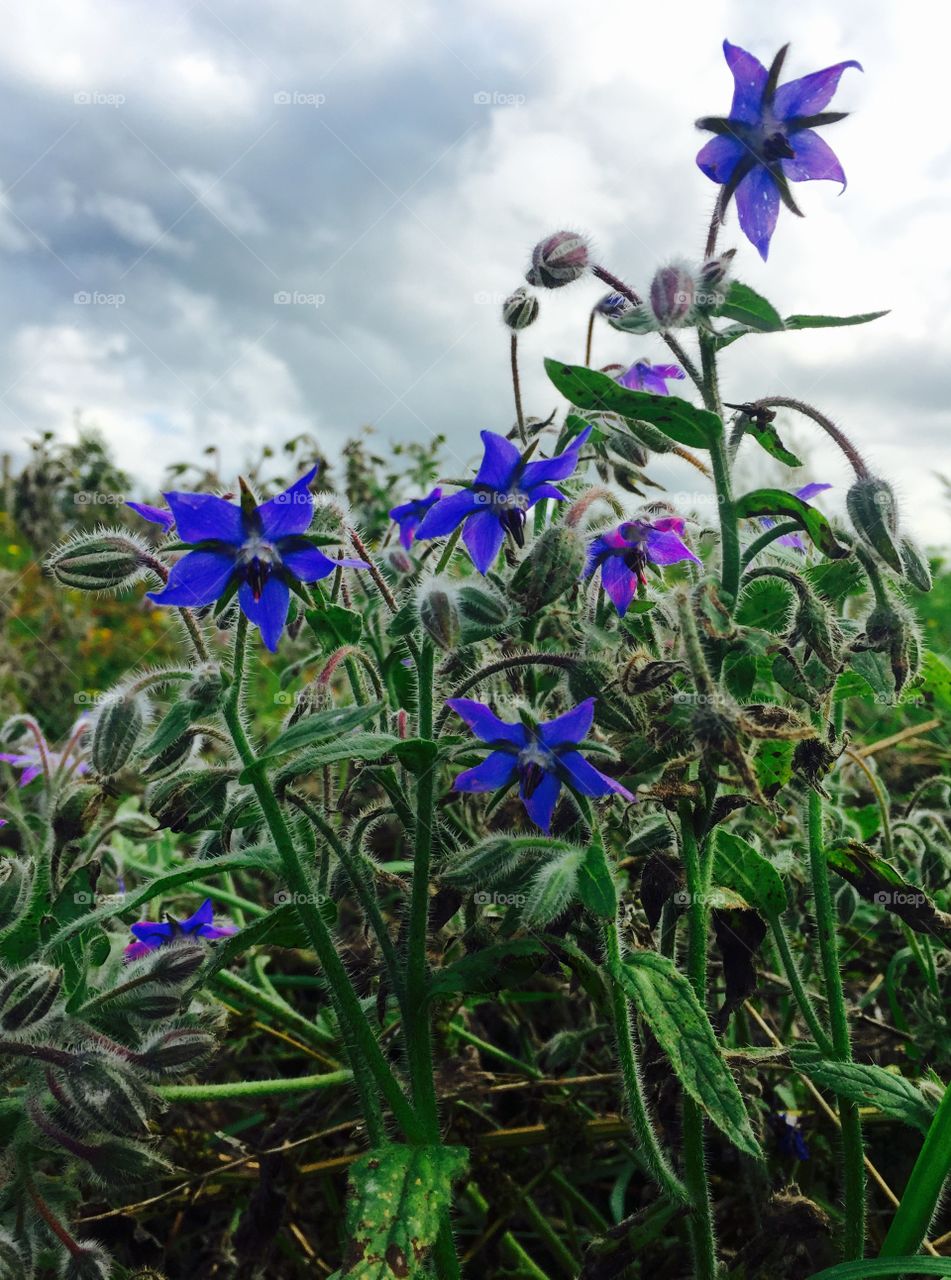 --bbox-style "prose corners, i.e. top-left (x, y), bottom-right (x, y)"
top-left (0, 0), bottom-right (949, 544)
